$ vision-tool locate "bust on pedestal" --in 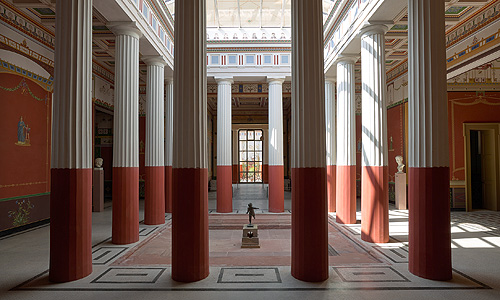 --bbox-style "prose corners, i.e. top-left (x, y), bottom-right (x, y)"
top-left (93, 158), bottom-right (104, 212)
top-left (395, 156), bottom-right (407, 210)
